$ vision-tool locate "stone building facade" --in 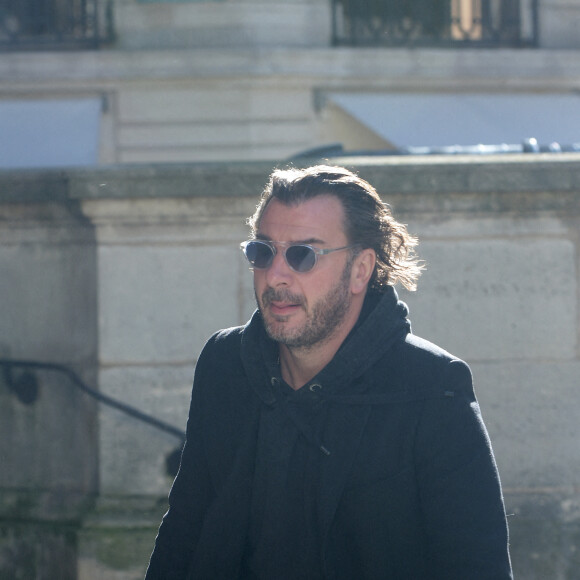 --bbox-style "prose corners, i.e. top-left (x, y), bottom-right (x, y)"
top-left (2, 1), bottom-right (580, 578)
top-left (2, 0), bottom-right (580, 168)
top-left (2, 156), bottom-right (580, 578)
